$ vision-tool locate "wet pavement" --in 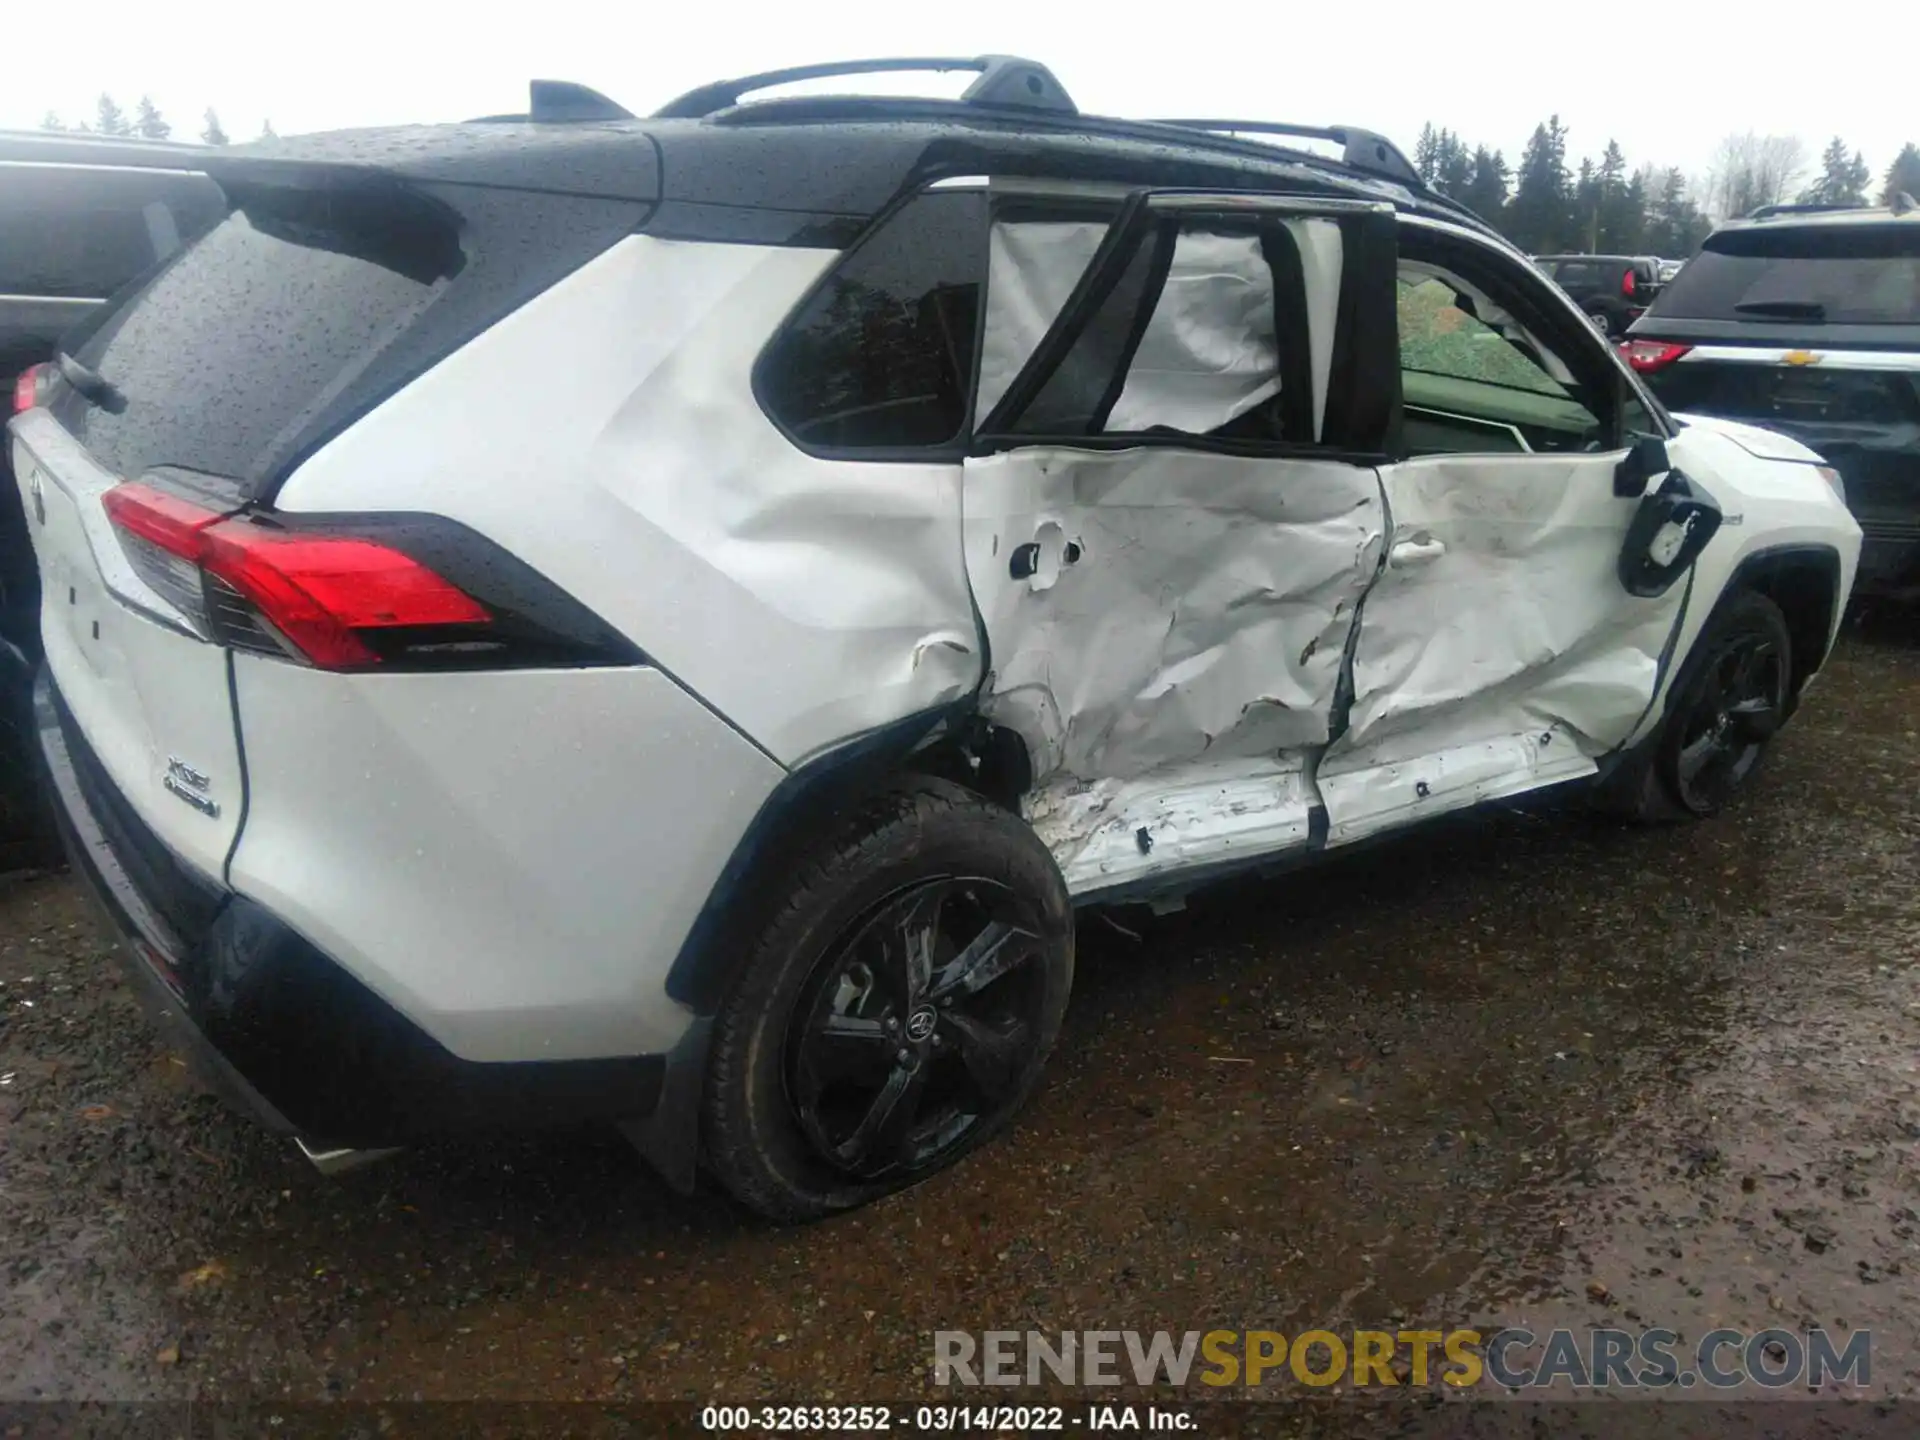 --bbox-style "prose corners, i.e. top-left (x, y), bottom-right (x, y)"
top-left (2, 616), bottom-right (1917, 1423)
